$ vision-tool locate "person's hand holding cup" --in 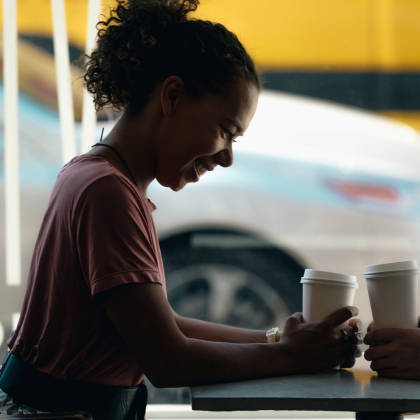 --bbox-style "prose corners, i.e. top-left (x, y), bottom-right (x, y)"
top-left (363, 261), bottom-right (419, 330)
top-left (275, 269), bottom-right (363, 373)
top-left (364, 317), bottom-right (420, 379)
top-left (363, 260), bottom-right (420, 379)
top-left (300, 269), bottom-right (361, 369)
top-left (280, 306), bottom-right (363, 373)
